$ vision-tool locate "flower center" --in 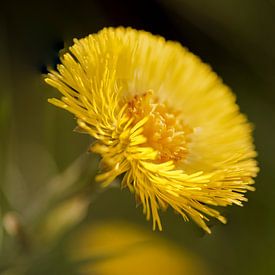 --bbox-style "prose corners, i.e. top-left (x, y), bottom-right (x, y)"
top-left (126, 91), bottom-right (192, 162)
